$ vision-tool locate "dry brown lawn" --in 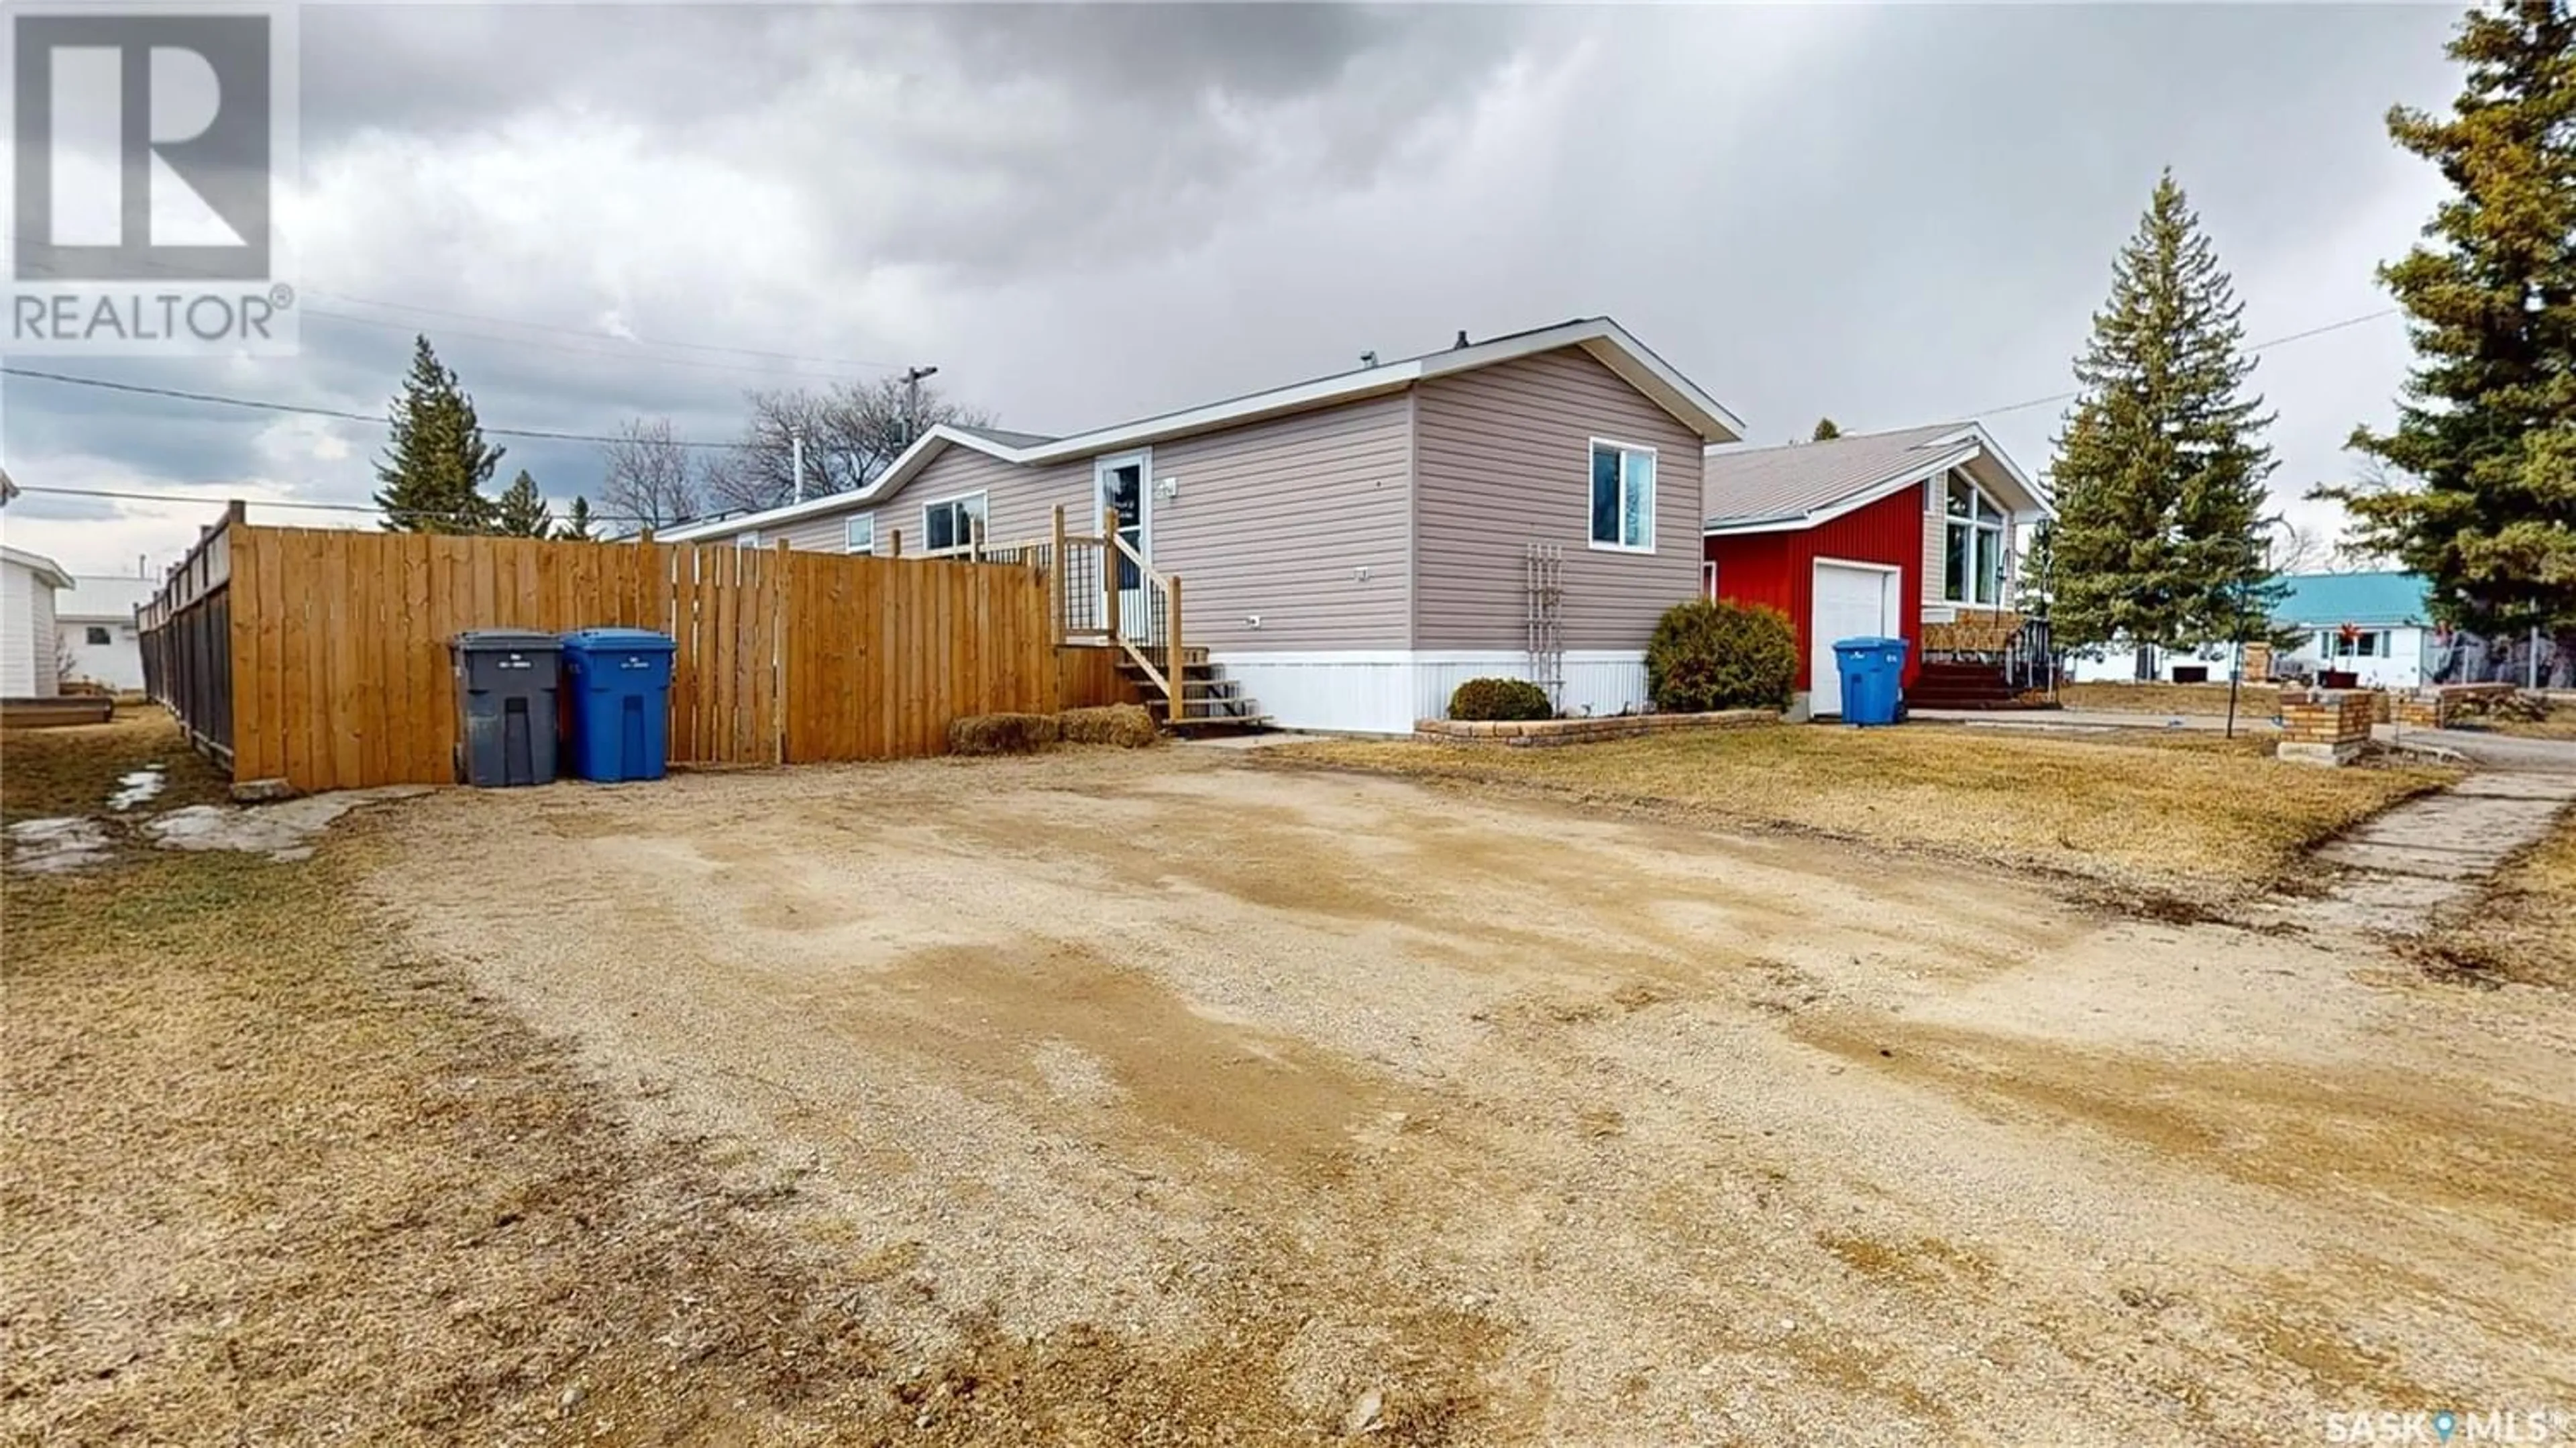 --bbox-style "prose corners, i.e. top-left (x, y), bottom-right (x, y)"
top-left (1264, 723), bottom-right (2452, 896)
top-left (1, 709), bottom-right (233, 824)
top-left (2453, 701), bottom-right (2576, 742)
top-left (2058, 681), bottom-right (2284, 717)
